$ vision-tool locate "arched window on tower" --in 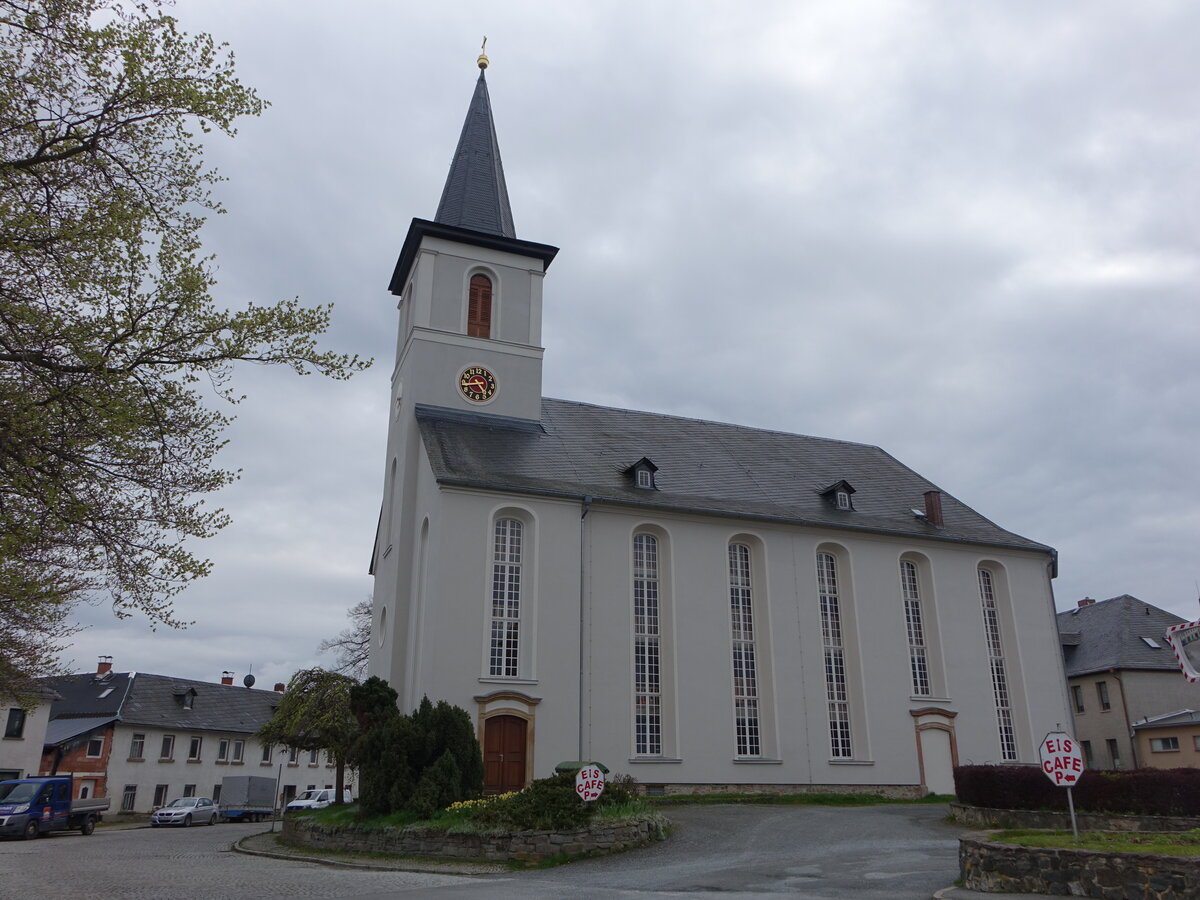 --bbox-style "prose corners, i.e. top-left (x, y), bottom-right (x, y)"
top-left (468, 273), bottom-right (493, 338)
